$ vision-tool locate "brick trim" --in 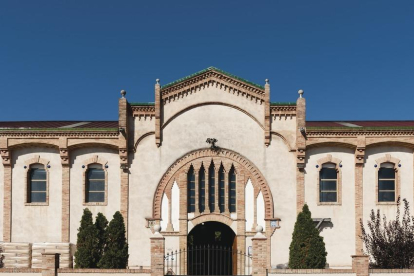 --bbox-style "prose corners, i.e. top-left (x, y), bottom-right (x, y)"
top-left (153, 148), bottom-right (274, 220)
top-left (375, 154), bottom-right (401, 205)
top-left (82, 155), bottom-right (109, 206)
top-left (24, 155), bottom-right (51, 206)
top-left (316, 155), bottom-right (342, 206)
